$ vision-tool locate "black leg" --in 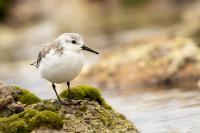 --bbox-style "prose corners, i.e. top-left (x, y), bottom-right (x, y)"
top-left (52, 83), bottom-right (63, 104)
top-left (67, 81), bottom-right (71, 101)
